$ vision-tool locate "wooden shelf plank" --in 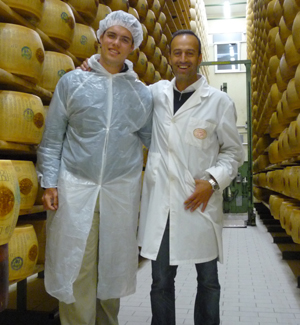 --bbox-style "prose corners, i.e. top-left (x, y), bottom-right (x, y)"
top-left (0, 69), bottom-right (52, 102)
top-left (19, 205), bottom-right (44, 216)
top-left (9, 264), bottom-right (44, 286)
top-left (0, 139), bottom-right (37, 155)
